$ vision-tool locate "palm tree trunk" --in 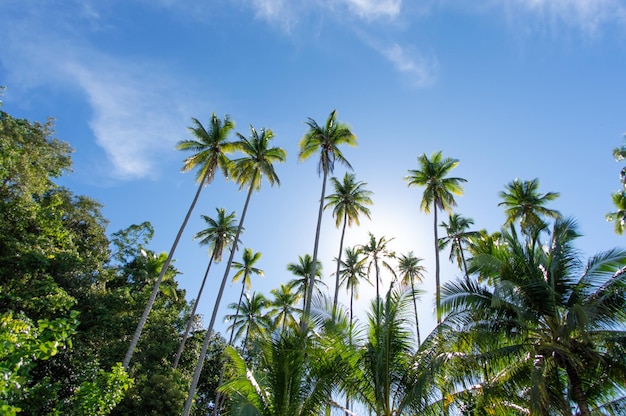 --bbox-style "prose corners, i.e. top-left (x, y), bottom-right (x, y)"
top-left (564, 361), bottom-right (591, 416)
top-left (303, 168), bottom-right (328, 329)
top-left (410, 277), bottom-right (420, 346)
top-left (459, 242), bottom-right (469, 277)
top-left (212, 280), bottom-right (246, 416)
top-left (173, 250), bottom-right (216, 369)
top-left (333, 212), bottom-right (348, 315)
top-left (182, 169), bottom-right (257, 416)
top-left (434, 206), bottom-right (441, 324)
top-left (123, 171), bottom-right (208, 370)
